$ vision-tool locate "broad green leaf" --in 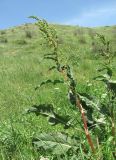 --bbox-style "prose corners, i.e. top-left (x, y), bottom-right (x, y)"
top-left (27, 104), bottom-right (72, 128)
top-left (98, 66), bottom-right (112, 78)
top-left (78, 93), bottom-right (100, 110)
top-left (94, 75), bottom-right (116, 94)
top-left (32, 133), bottom-right (79, 155)
top-left (93, 75), bottom-right (109, 81)
top-left (77, 93), bottom-right (101, 127)
top-left (26, 104), bottom-right (54, 116)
